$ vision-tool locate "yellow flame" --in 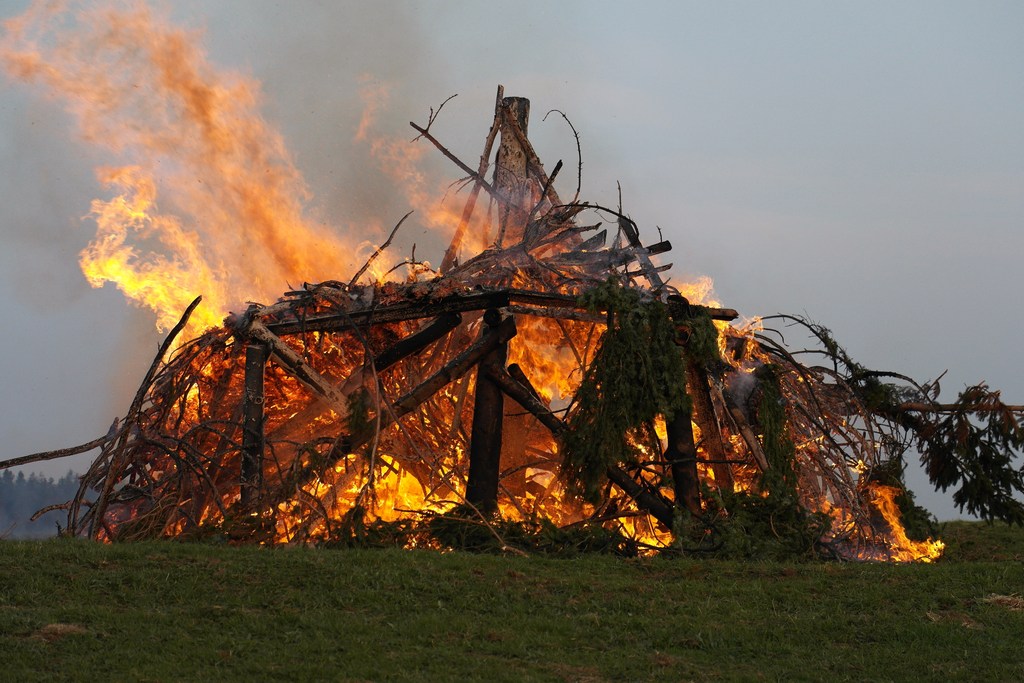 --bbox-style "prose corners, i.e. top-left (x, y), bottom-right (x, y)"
top-left (3, 0), bottom-right (362, 337)
top-left (868, 483), bottom-right (945, 562)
